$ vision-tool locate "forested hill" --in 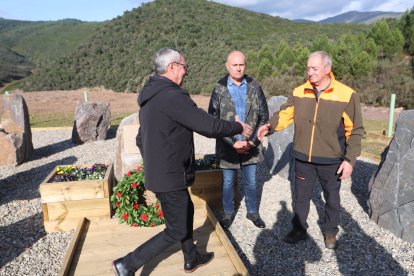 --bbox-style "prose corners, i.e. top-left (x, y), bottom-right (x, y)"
top-left (0, 45), bottom-right (34, 83)
top-left (0, 18), bottom-right (100, 65)
top-left (18, 0), bottom-right (369, 93)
